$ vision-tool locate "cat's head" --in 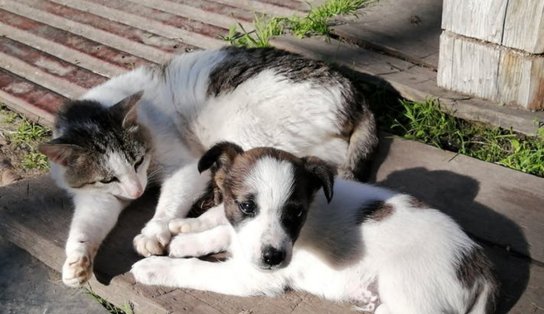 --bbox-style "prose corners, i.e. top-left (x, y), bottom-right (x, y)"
top-left (39, 92), bottom-right (152, 200)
